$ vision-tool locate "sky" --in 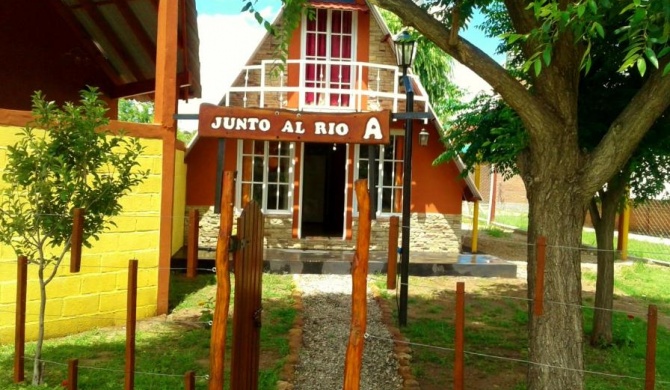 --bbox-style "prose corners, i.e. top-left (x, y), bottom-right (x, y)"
top-left (178, 0), bottom-right (503, 130)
